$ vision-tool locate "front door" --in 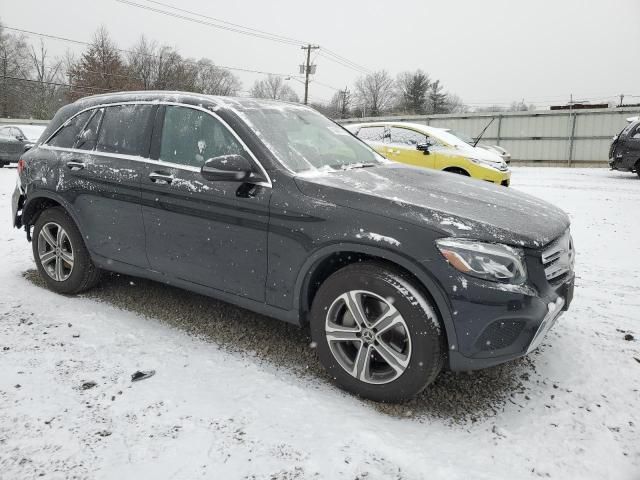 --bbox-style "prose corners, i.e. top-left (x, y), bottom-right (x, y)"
top-left (387, 126), bottom-right (435, 169)
top-left (140, 105), bottom-right (271, 301)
